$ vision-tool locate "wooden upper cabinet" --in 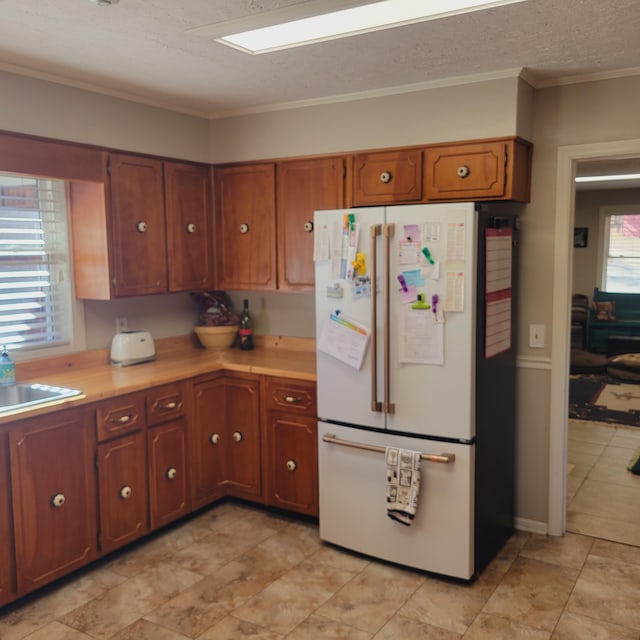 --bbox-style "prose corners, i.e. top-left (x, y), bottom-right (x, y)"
top-left (70, 154), bottom-right (213, 299)
top-left (107, 154), bottom-right (168, 296)
top-left (164, 162), bottom-right (213, 292)
top-left (276, 157), bottom-right (346, 291)
top-left (352, 149), bottom-right (422, 205)
top-left (423, 138), bottom-right (532, 202)
top-left (214, 163), bottom-right (277, 291)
